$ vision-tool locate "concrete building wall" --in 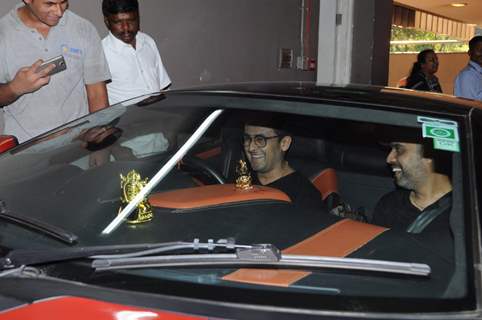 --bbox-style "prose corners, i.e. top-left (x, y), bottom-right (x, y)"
top-left (0, 0), bottom-right (318, 89)
top-left (388, 52), bottom-right (469, 95)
